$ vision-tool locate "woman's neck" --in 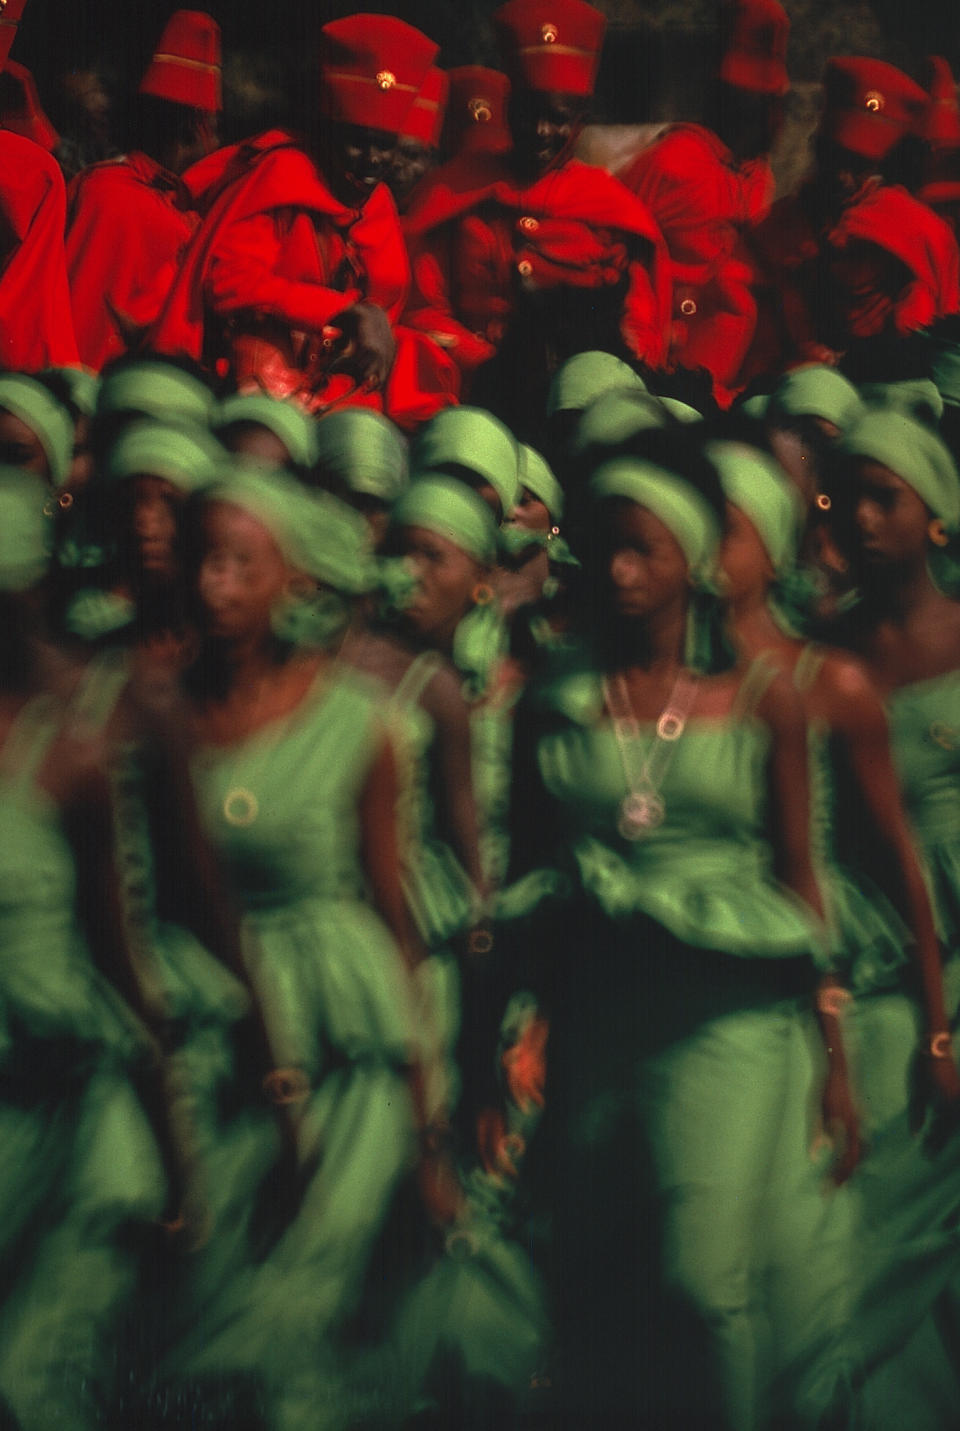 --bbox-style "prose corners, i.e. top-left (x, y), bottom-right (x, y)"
top-left (606, 599), bottom-right (687, 675)
top-left (729, 590), bottom-right (796, 659)
top-left (865, 560), bottom-right (942, 626)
